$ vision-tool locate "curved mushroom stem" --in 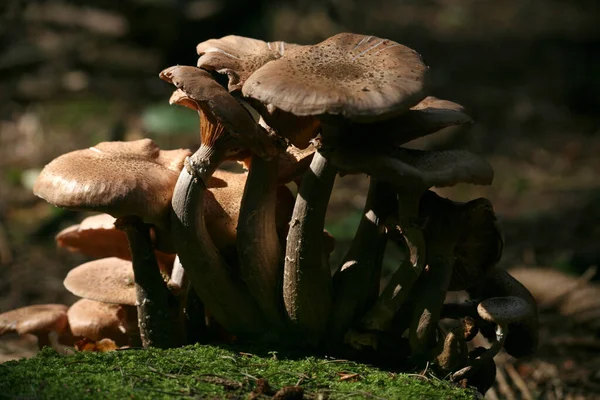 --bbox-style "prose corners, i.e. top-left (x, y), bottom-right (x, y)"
top-left (408, 255), bottom-right (453, 357)
top-left (283, 150), bottom-right (337, 342)
top-left (171, 154), bottom-right (266, 336)
top-left (435, 326), bottom-right (468, 376)
top-left (358, 204), bottom-right (425, 333)
top-left (441, 301), bottom-right (479, 319)
top-left (329, 179), bottom-right (397, 341)
top-left (115, 217), bottom-right (177, 349)
top-left (237, 154), bottom-right (285, 330)
top-left (451, 323), bottom-right (506, 381)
